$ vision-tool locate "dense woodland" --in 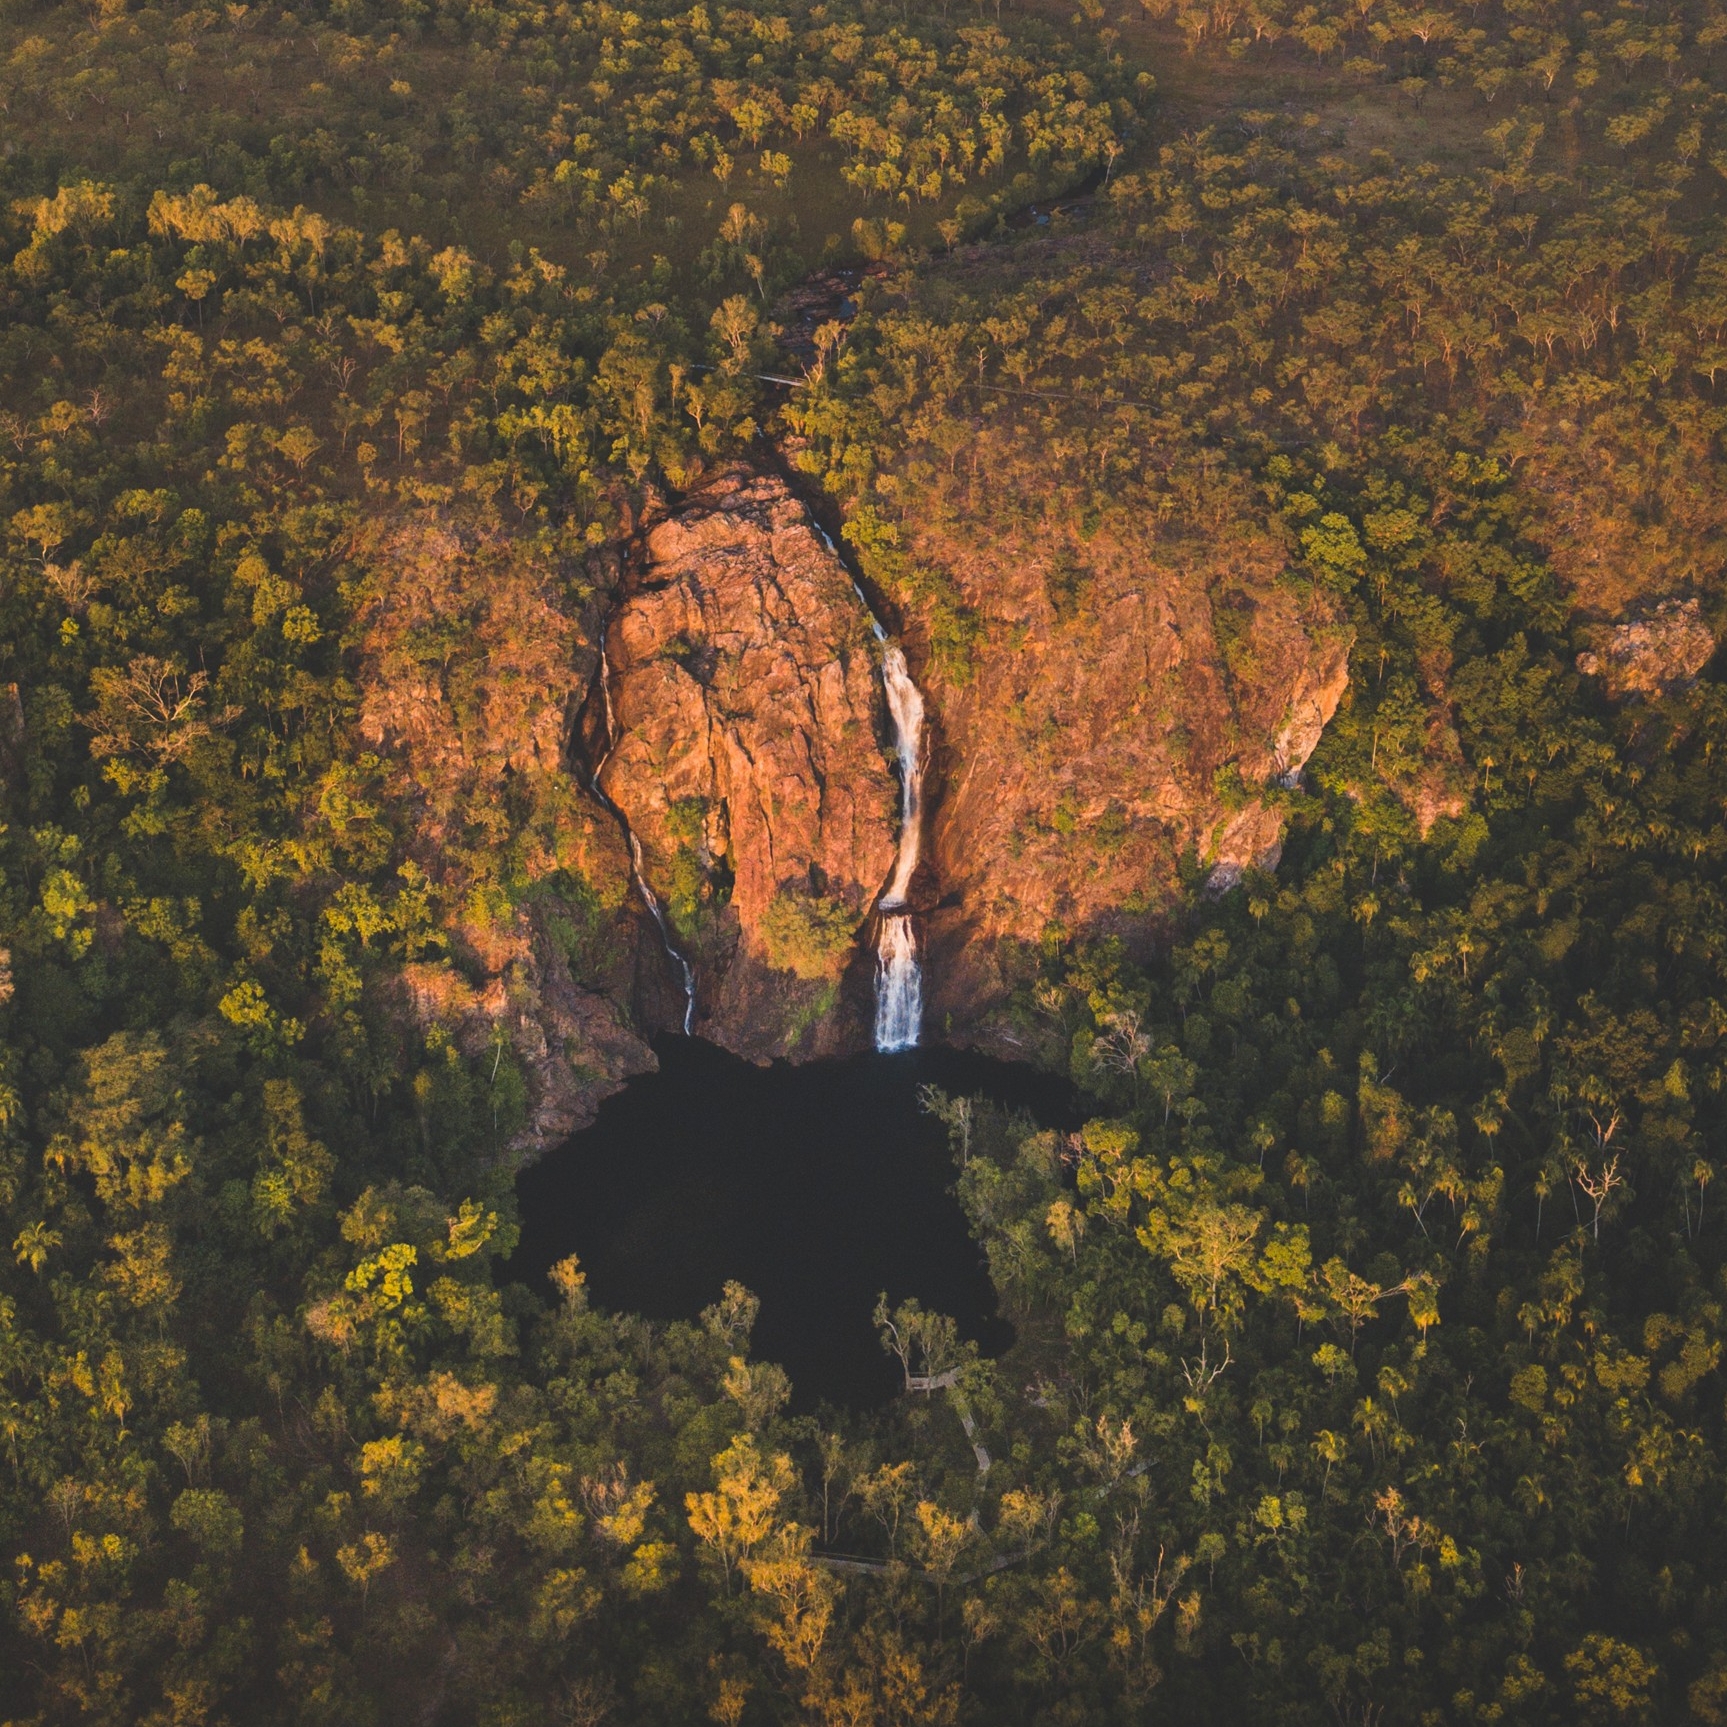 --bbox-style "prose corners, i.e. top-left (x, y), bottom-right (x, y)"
top-left (4, 0), bottom-right (1727, 1718)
